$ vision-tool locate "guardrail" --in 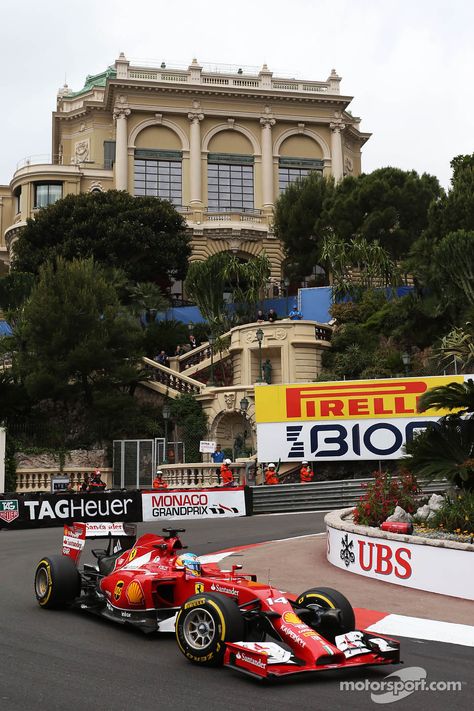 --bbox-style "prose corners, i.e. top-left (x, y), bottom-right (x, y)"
top-left (250, 478), bottom-right (450, 514)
